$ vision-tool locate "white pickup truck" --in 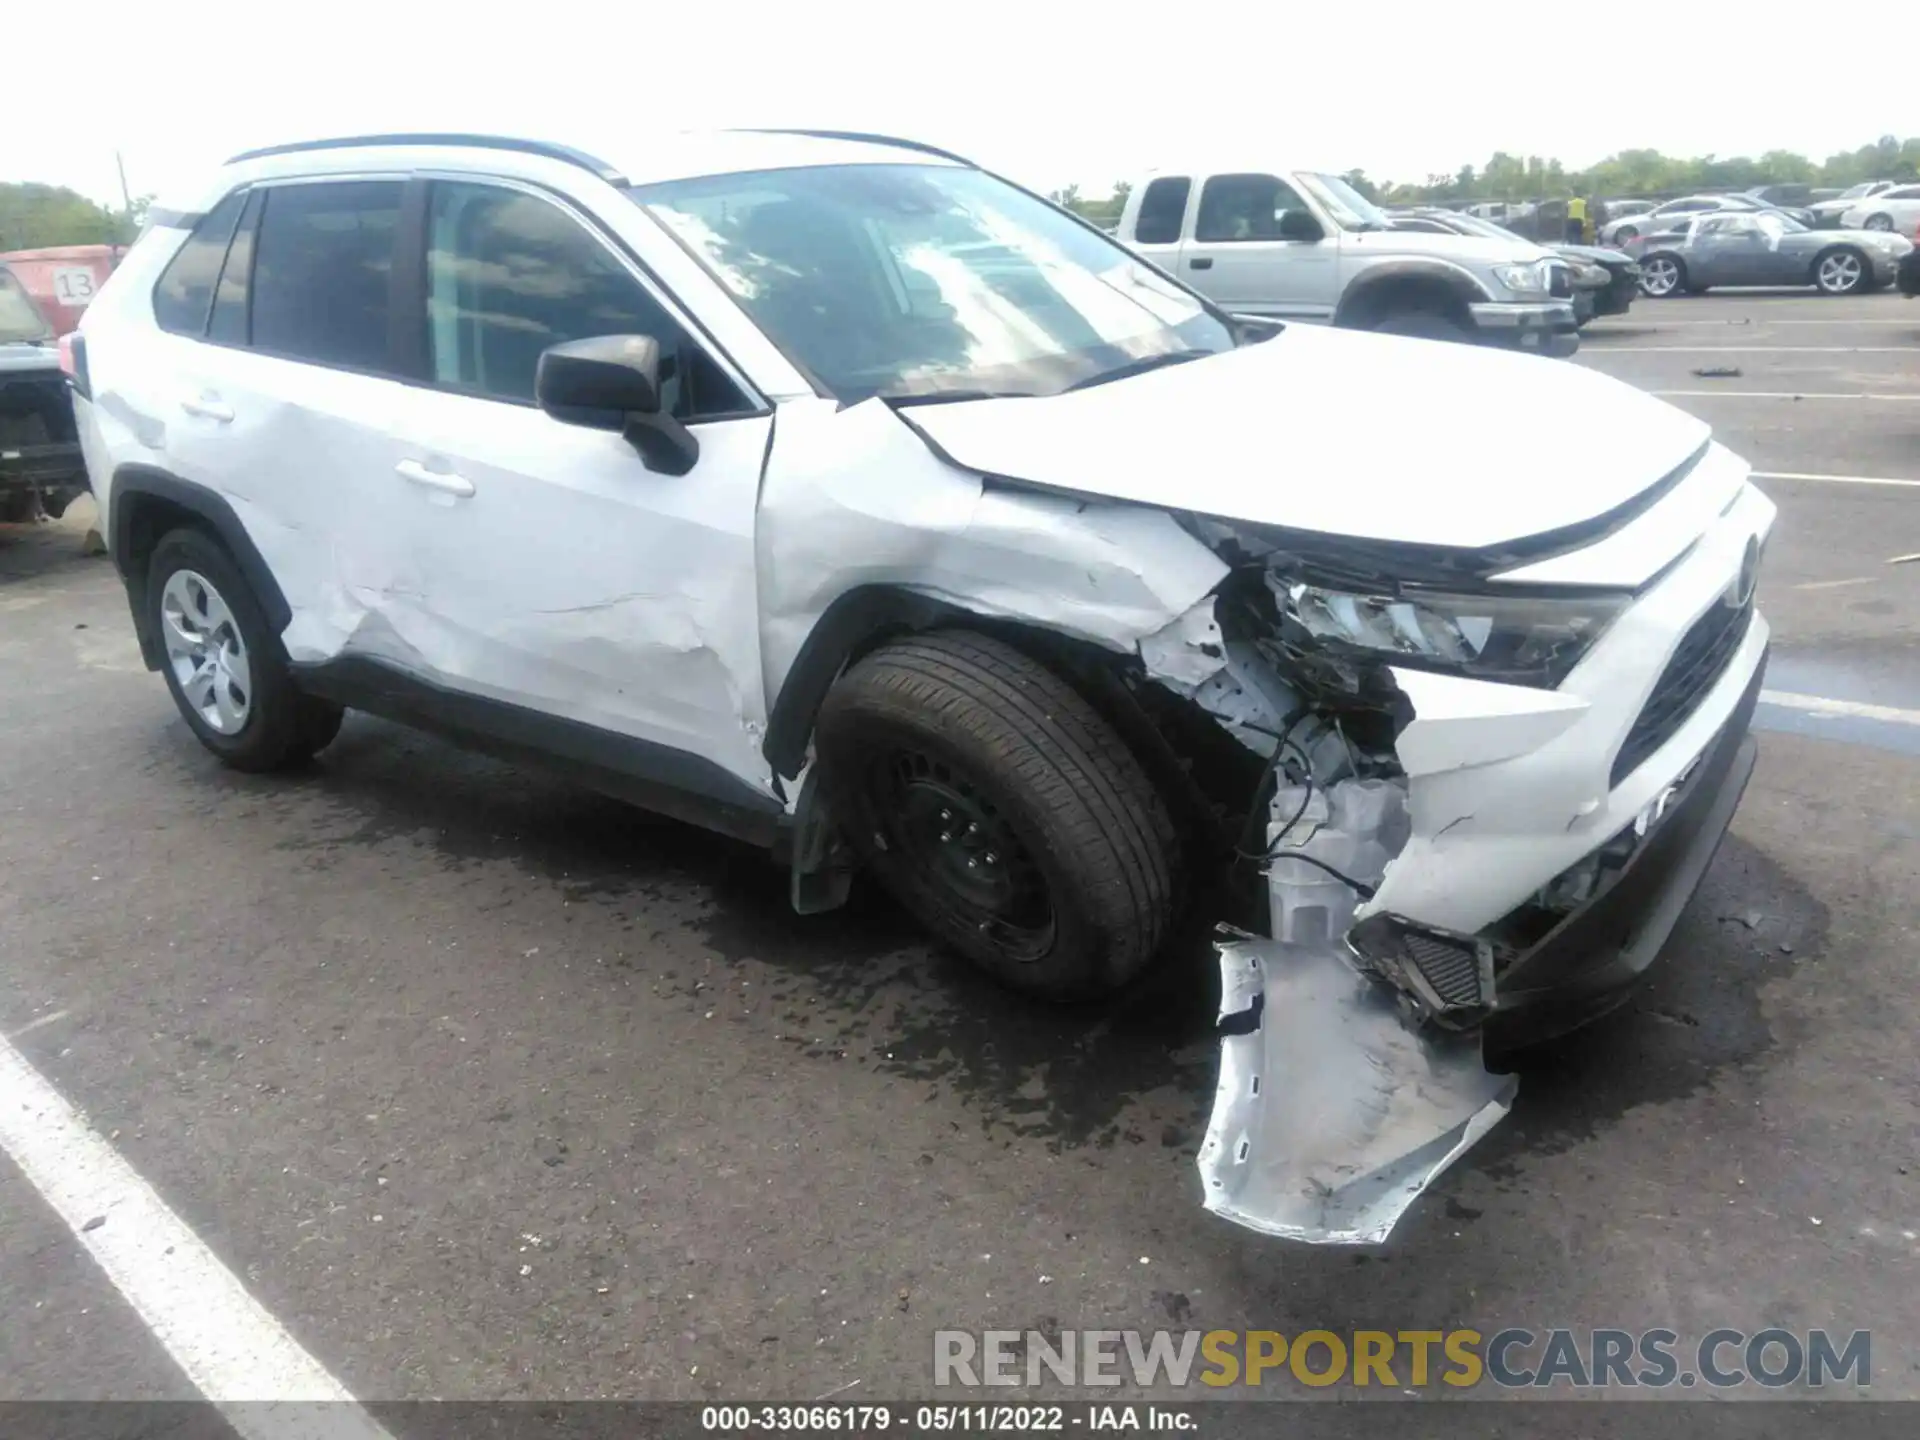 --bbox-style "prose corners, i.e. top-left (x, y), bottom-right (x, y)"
top-left (1115, 165), bottom-right (1580, 355)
